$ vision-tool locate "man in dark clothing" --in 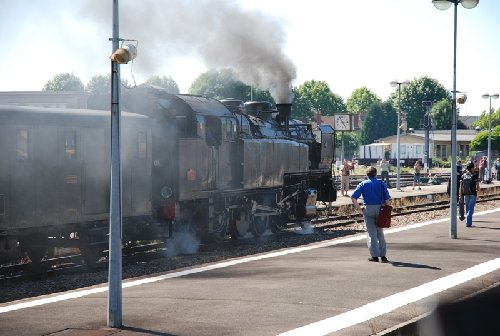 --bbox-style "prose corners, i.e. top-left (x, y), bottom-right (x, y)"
top-left (447, 164), bottom-right (465, 221)
top-left (459, 162), bottom-right (480, 227)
